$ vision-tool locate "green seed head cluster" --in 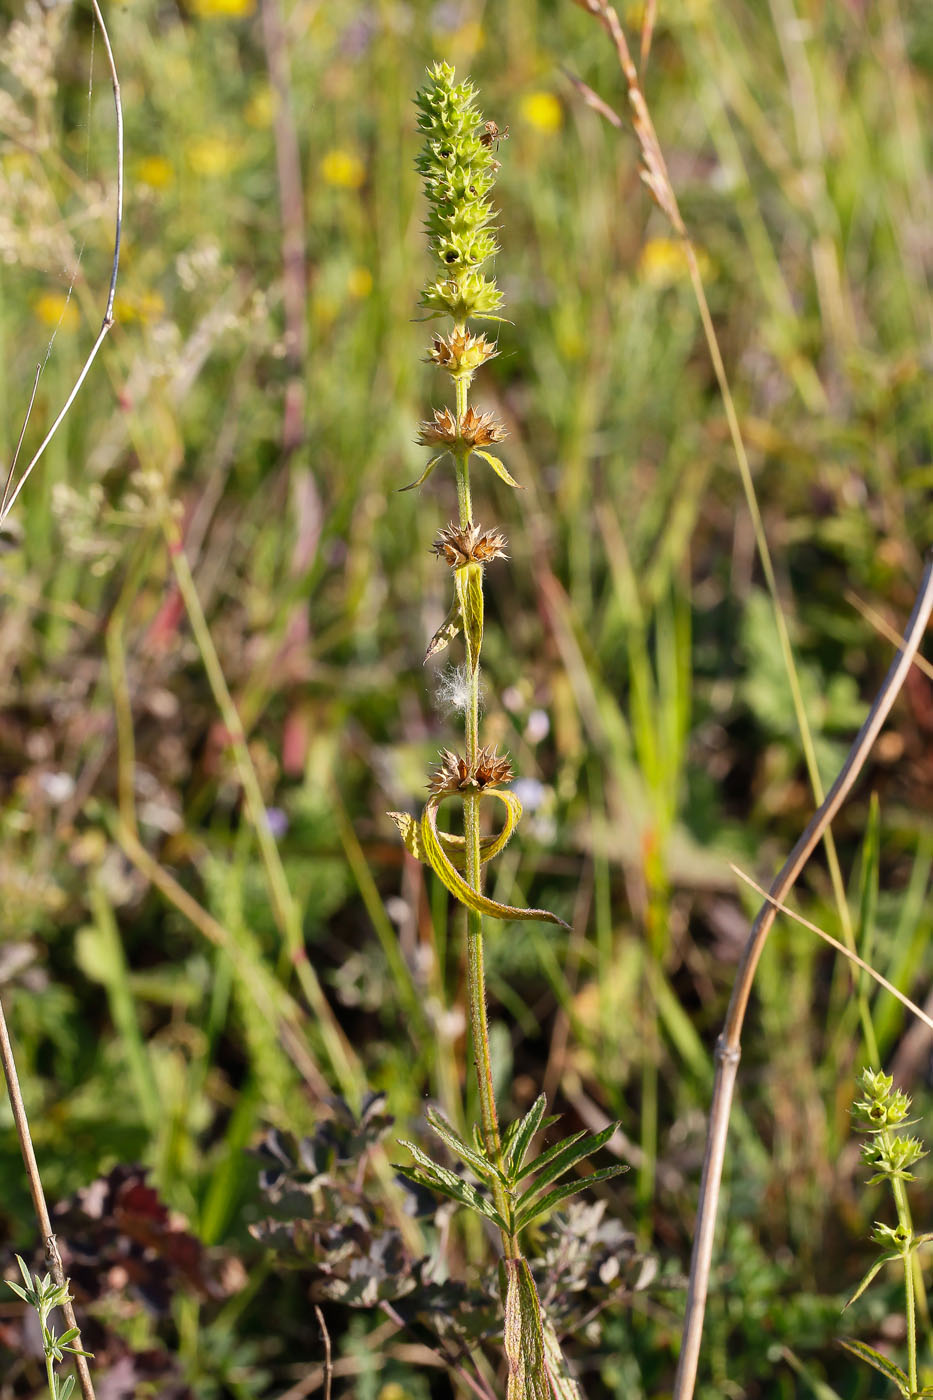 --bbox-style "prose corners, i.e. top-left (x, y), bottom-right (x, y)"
top-left (853, 1068), bottom-right (926, 1186)
top-left (853, 1069), bottom-right (911, 1130)
top-left (415, 61), bottom-right (504, 328)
